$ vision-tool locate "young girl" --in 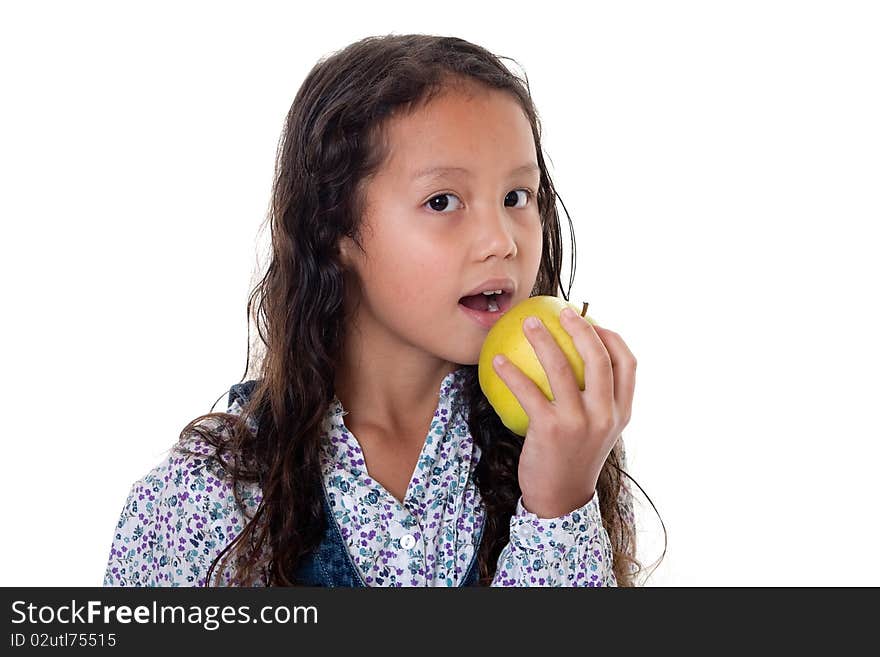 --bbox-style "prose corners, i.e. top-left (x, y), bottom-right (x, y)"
top-left (103, 33), bottom-right (651, 587)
